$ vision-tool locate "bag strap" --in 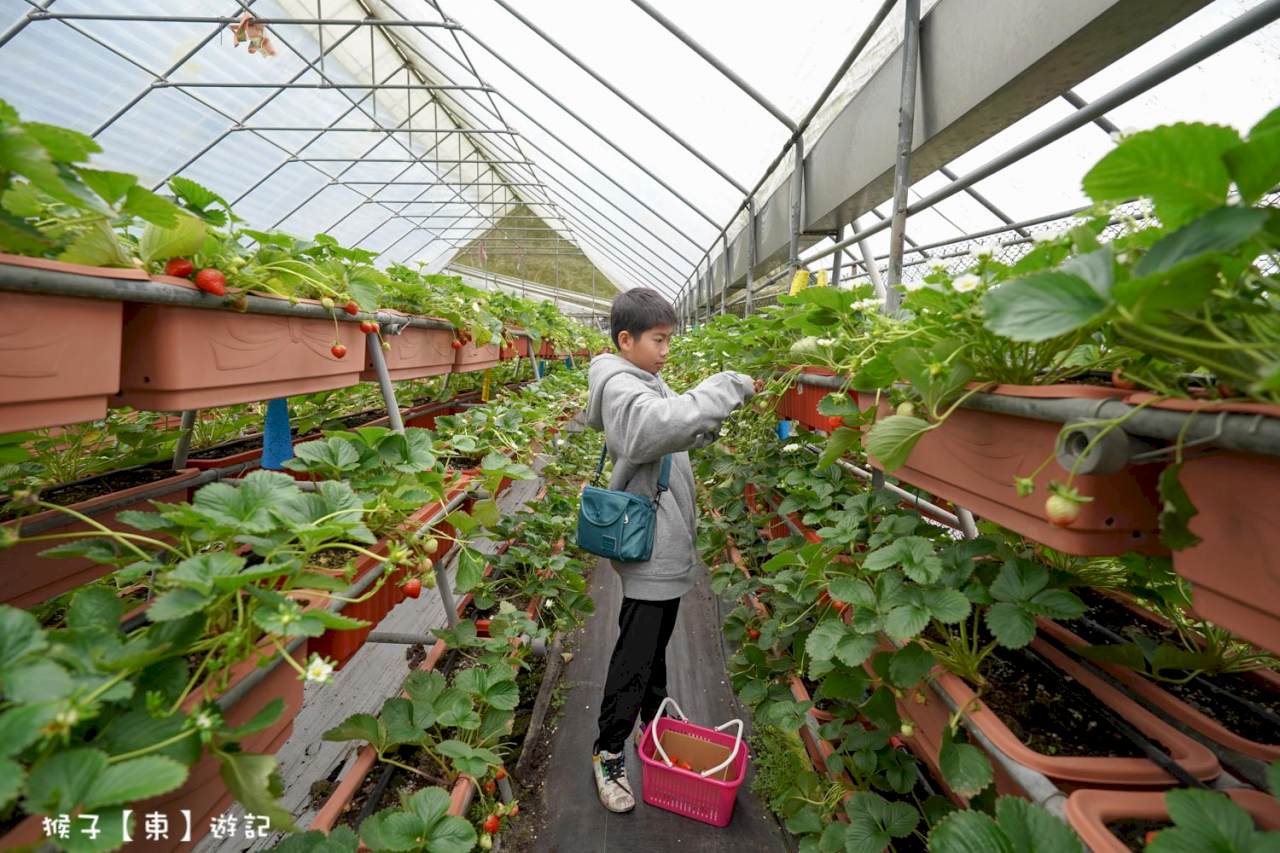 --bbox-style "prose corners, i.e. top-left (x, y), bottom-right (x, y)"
top-left (655, 453), bottom-right (672, 499)
top-left (593, 445), bottom-right (609, 486)
top-left (594, 443), bottom-right (673, 502)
